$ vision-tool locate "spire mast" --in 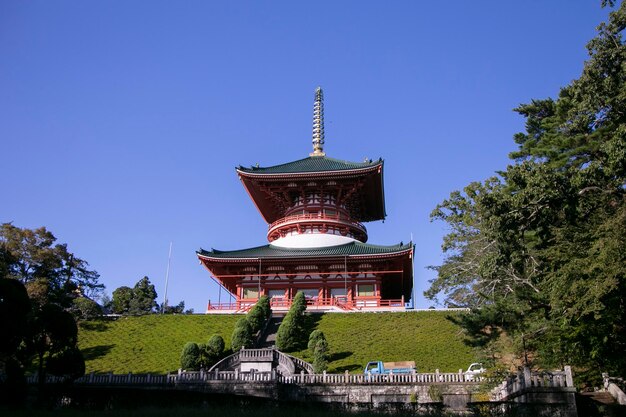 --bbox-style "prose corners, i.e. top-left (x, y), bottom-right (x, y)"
top-left (310, 87), bottom-right (326, 156)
